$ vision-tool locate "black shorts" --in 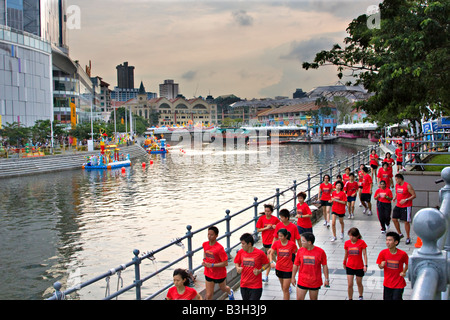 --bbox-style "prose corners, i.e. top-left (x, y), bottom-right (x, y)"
top-left (321, 200), bottom-right (332, 207)
top-left (275, 269), bottom-right (292, 279)
top-left (370, 164), bottom-right (378, 169)
top-left (393, 206), bottom-right (412, 222)
top-left (361, 193), bottom-right (371, 202)
top-left (332, 211), bottom-right (345, 218)
top-left (346, 267), bottom-right (365, 277)
top-left (396, 161), bottom-right (403, 166)
top-left (347, 196), bottom-right (356, 203)
top-left (297, 284), bottom-right (320, 291)
top-left (205, 275), bottom-right (227, 284)
top-left (241, 287), bottom-right (263, 300)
